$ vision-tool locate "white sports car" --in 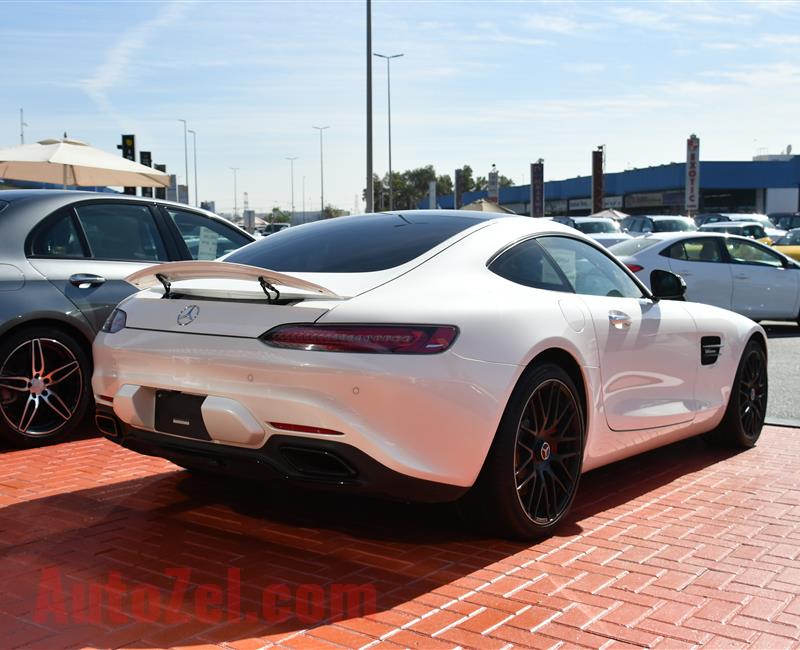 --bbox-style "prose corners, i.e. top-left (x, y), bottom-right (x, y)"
top-left (92, 211), bottom-right (768, 539)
